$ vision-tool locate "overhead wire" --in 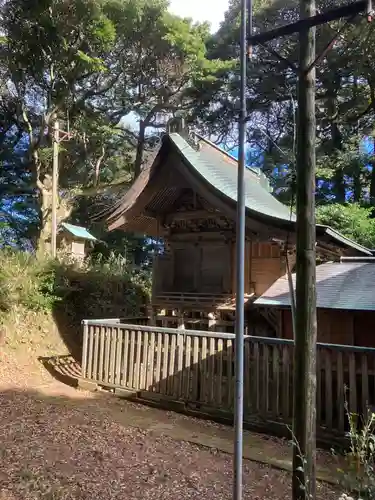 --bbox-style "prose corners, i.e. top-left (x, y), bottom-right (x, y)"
top-left (284, 87), bottom-right (297, 339)
top-left (252, 124), bottom-right (297, 337)
top-left (248, 9), bottom-right (374, 339)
